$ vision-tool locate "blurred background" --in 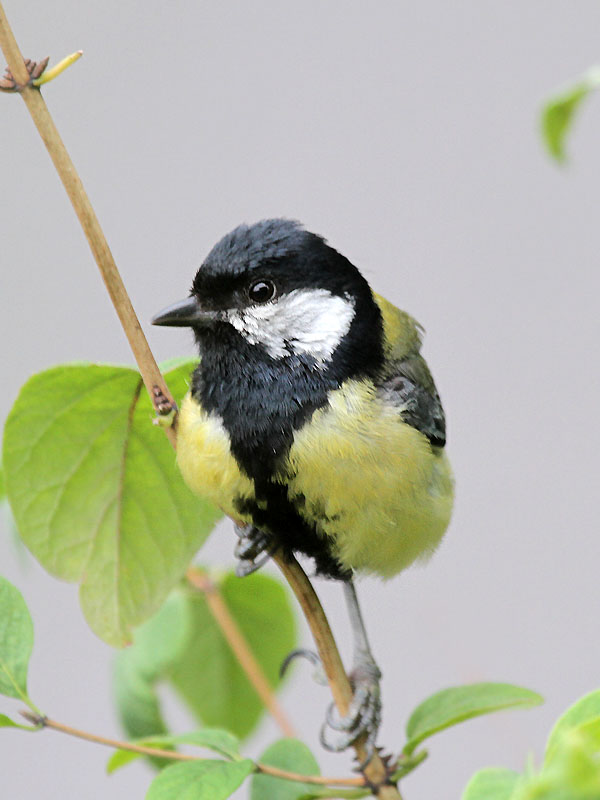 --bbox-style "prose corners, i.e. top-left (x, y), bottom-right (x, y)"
top-left (1, 2), bottom-right (599, 798)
